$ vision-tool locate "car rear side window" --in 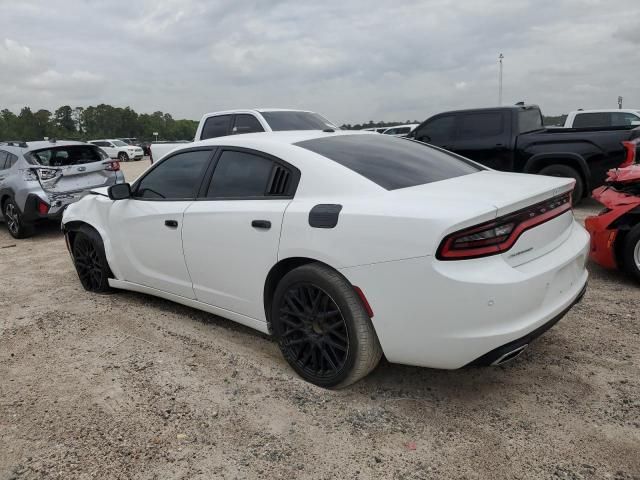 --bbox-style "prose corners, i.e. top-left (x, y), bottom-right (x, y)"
top-left (573, 112), bottom-right (610, 128)
top-left (459, 112), bottom-right (503, 138)
top-left (517, 109), bottom-right (543, 133)
top-left (135, 149), bottom-right (211, 199)
top-left (232, 115), bottom-right (265, 135)
top-left (295, 135), bottom-right (481, 191)
top-left (207, 150), bottom-right (275, 198)
top-left (200, 115), bottom-right (232, 140)
top-left (0, 151), bottom-right (8, 169)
